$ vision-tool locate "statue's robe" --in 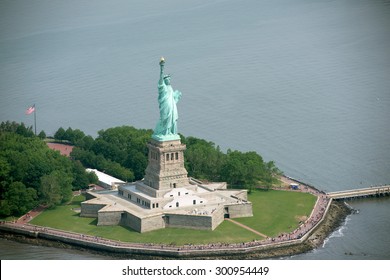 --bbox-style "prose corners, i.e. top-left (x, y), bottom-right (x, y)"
top-left (153, 80), bottom-right (182, 136)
